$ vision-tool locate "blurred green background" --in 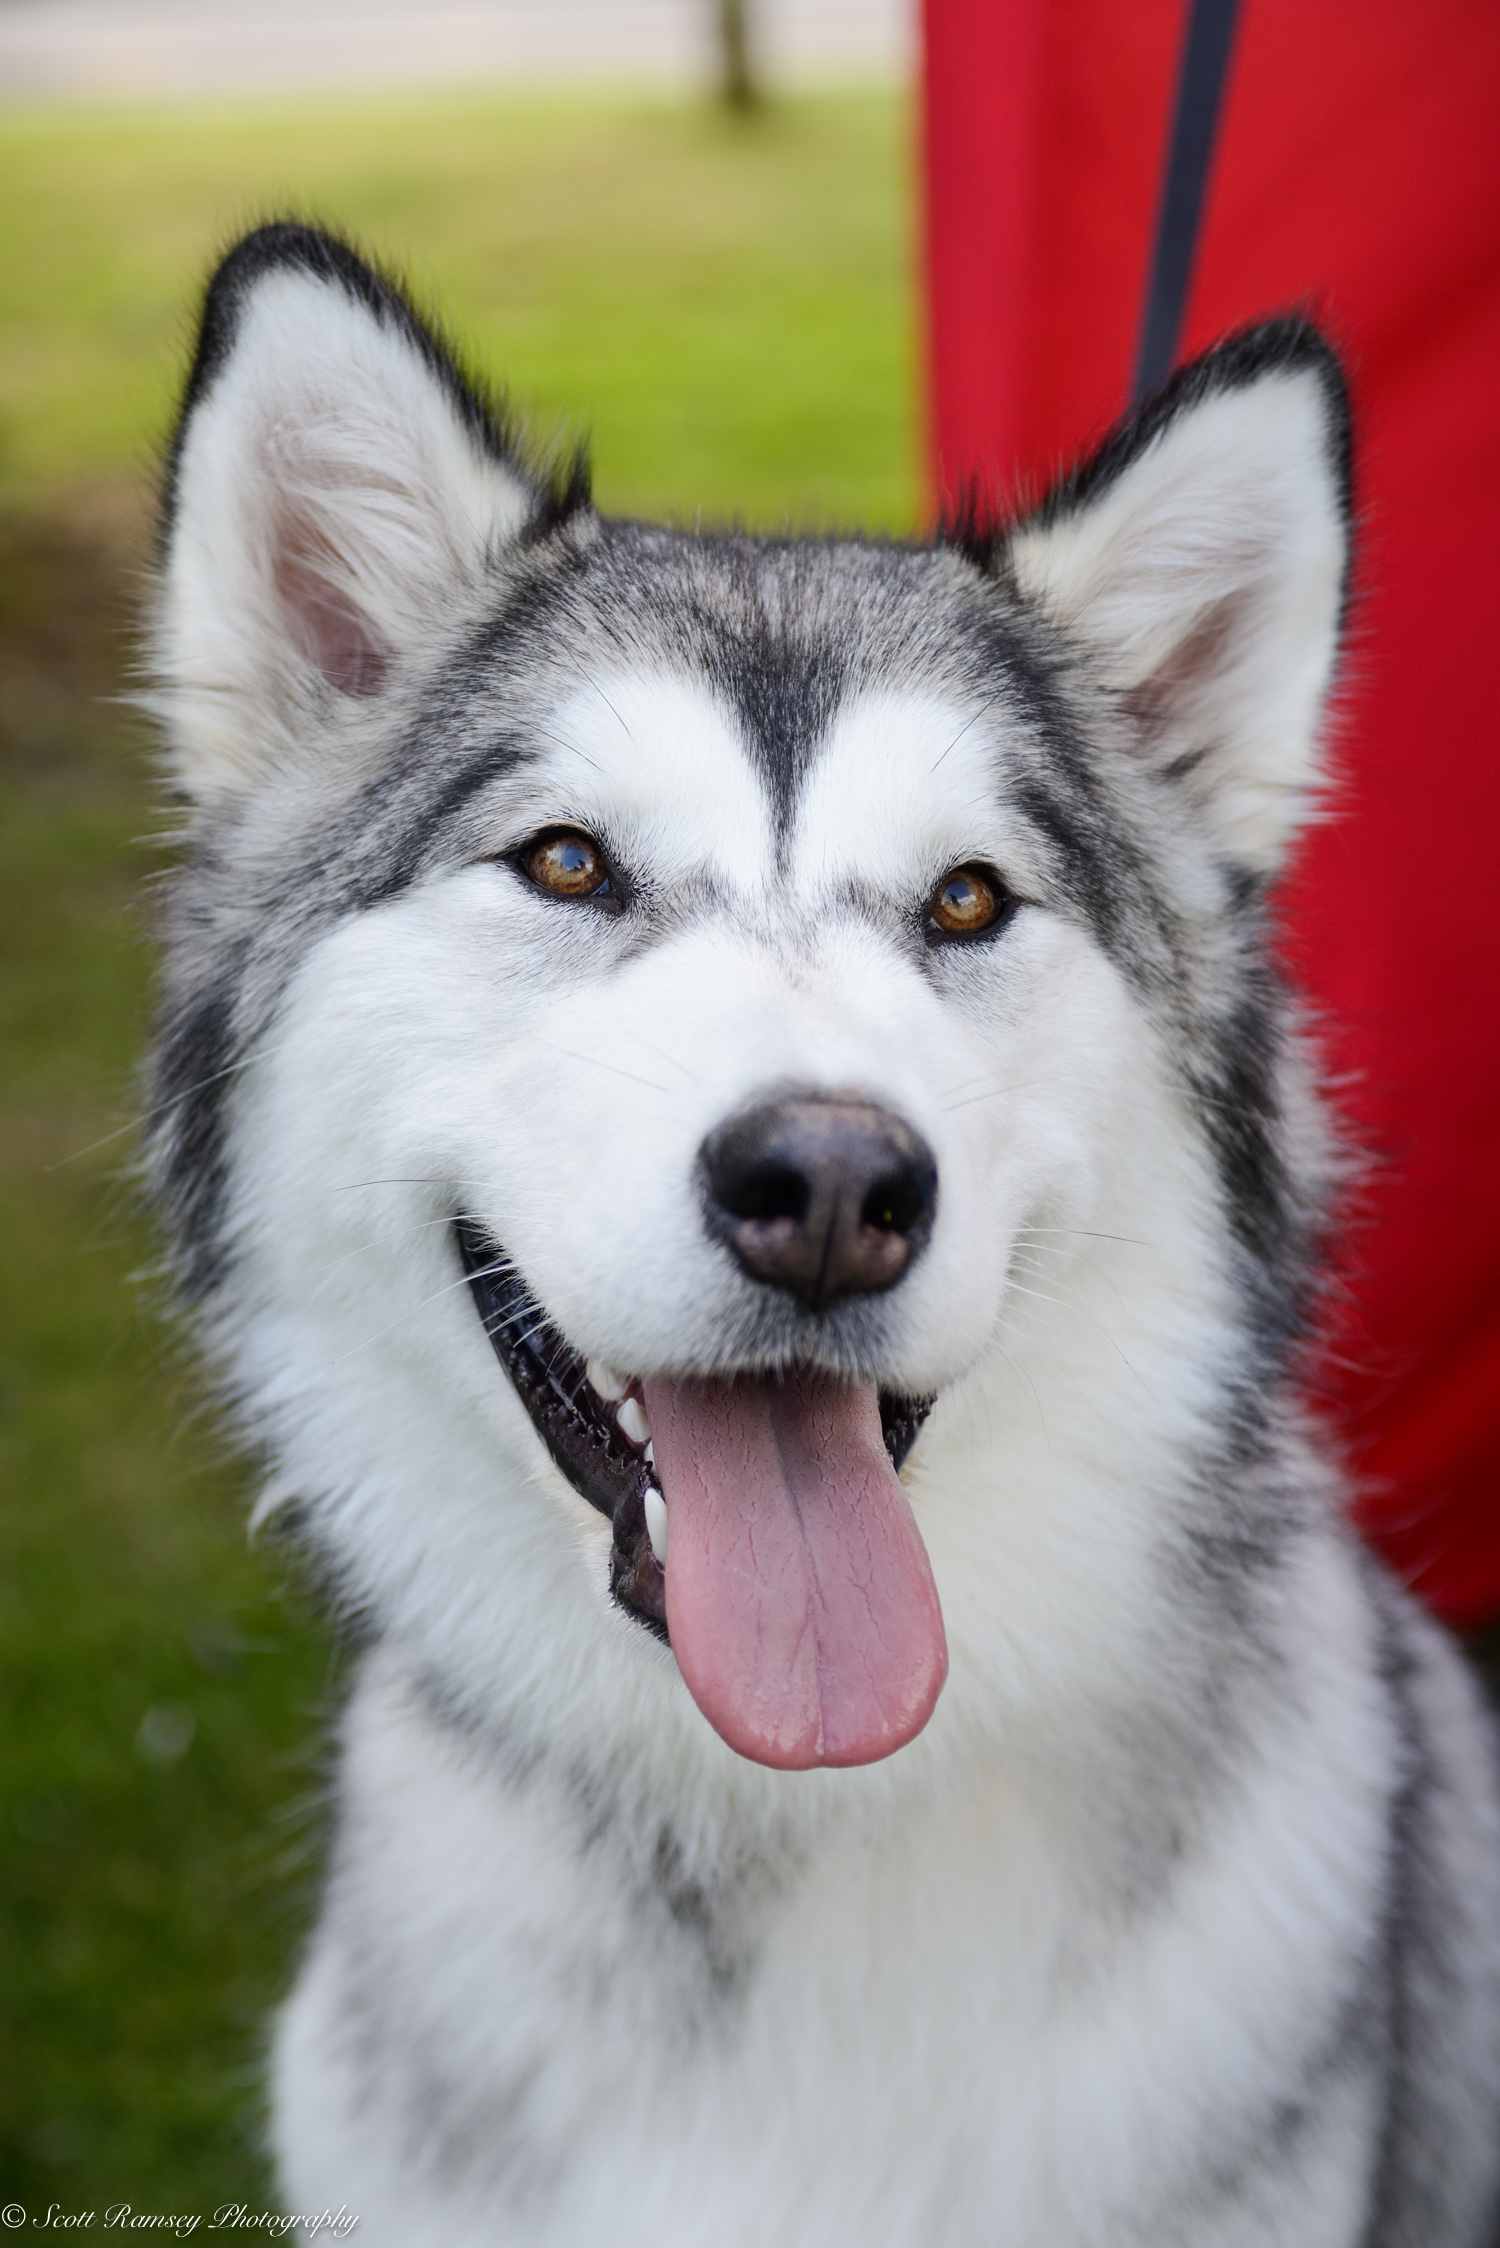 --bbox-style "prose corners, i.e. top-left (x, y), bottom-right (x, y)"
top-left (0, 85), bottom-right (917, 2206)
